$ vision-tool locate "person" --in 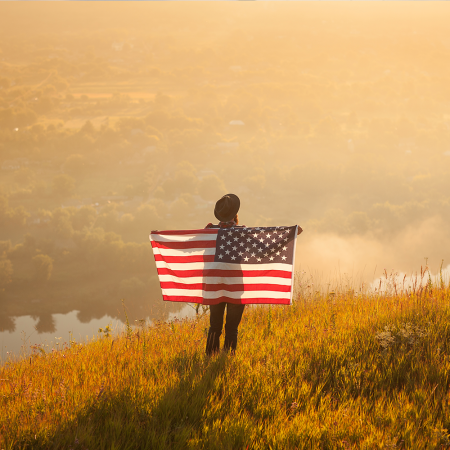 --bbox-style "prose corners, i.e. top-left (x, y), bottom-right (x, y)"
top-left (205, 193), bottom-right (245, 355)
